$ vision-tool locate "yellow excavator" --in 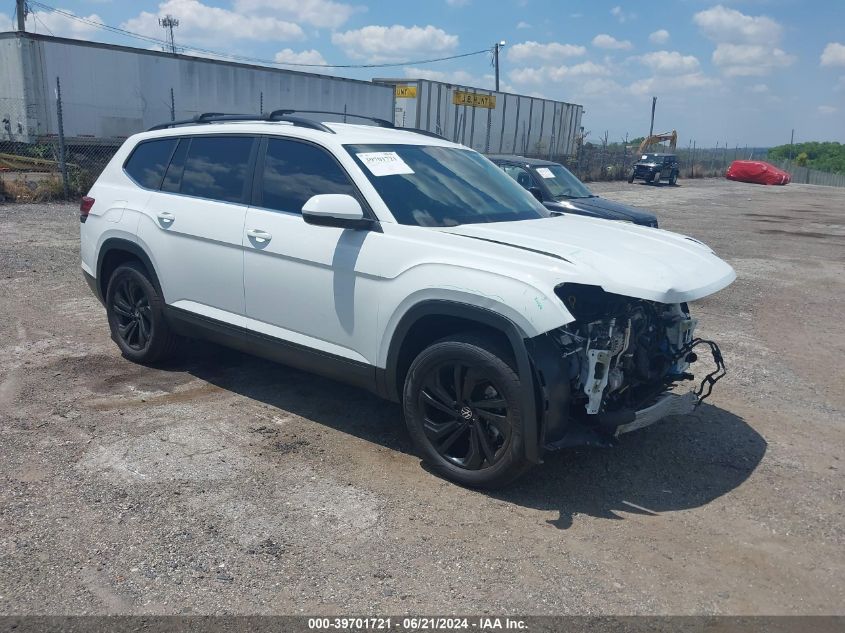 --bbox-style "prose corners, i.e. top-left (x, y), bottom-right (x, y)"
top-left (637, 130), bottom-right (677, 155)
